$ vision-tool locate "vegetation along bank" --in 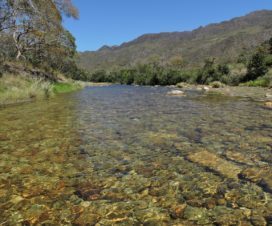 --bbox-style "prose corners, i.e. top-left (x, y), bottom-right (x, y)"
top-left (0, 0), bottom-right (88, 106)
top-left (85, 37), bottom-right (272, 88)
